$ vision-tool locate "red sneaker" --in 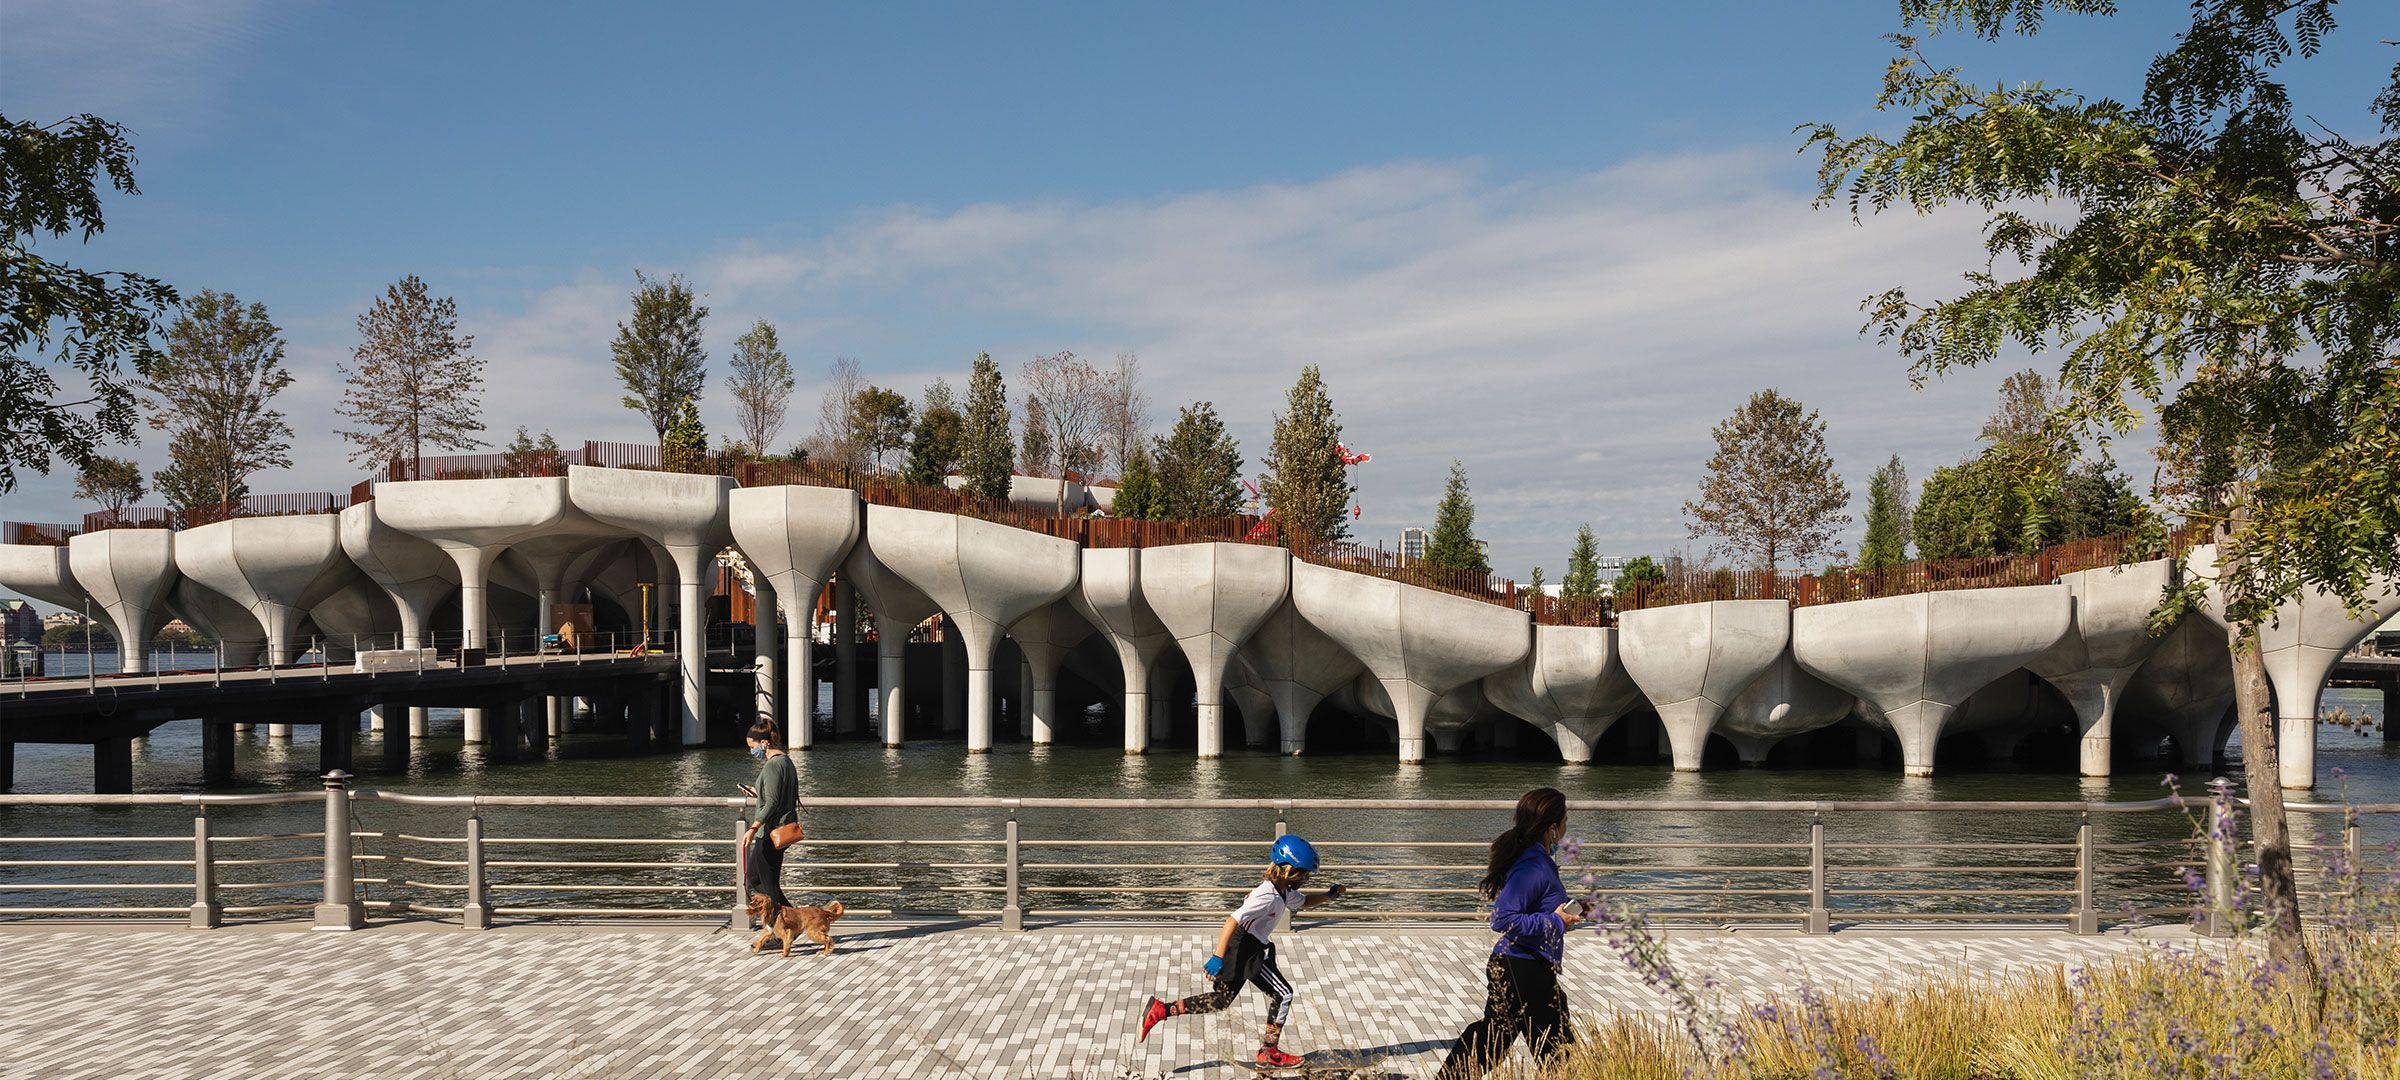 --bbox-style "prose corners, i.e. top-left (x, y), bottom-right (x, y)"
top-left (1256, 1045), bottom-right (1305, 1069)
top-left (1139, 997), bottom-right (1169, 1042)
